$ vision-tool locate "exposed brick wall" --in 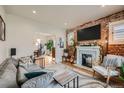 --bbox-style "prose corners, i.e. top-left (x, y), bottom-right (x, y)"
top-left (108, 44), bottom-right (124, 56)
top-left (67, 10), bottom-right (124, 56)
